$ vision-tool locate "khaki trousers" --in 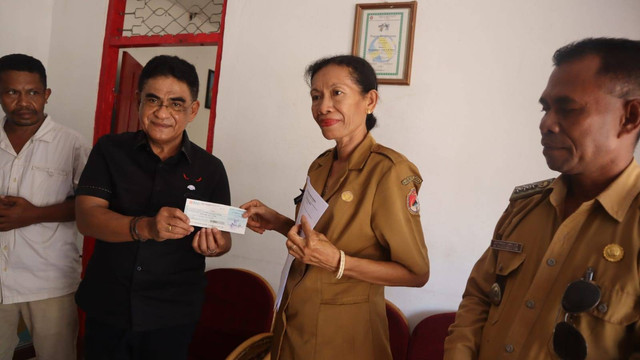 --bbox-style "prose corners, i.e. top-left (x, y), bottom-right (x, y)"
top-left (0, 293), bottom-right (78, 360)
